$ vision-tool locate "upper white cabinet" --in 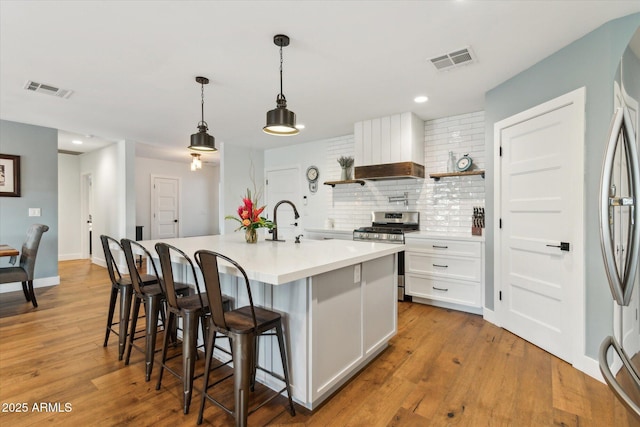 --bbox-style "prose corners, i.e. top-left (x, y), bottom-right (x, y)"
top-left (354, 112), bottom-right (424, 166)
